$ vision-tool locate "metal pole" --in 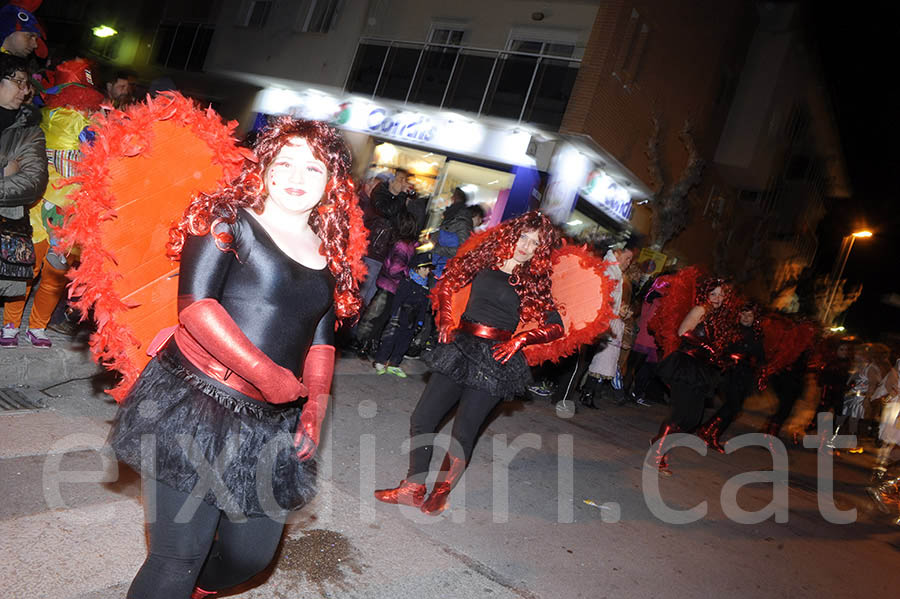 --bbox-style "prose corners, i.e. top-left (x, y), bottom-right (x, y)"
top-left (404, 44), bottom-right (426, 104)
top-left (478, 54), bottom-right (500, 116)
top-left (823, 235), bottom-right (854, 325)
top-left (372, 42), bottom-right (392, 99)
top-left (518, 55), bottom-right (542, 123)
top-left (439, 50), bottom-right (461, 108)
